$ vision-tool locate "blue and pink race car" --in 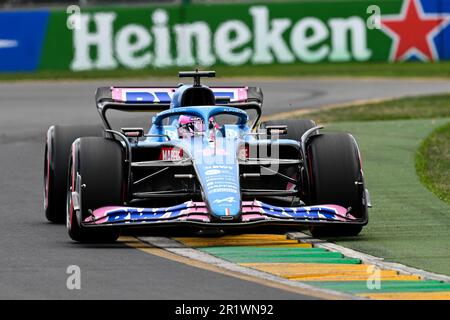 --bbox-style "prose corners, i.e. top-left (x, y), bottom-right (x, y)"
top-left (44, 71), bottom-right (370, 242)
